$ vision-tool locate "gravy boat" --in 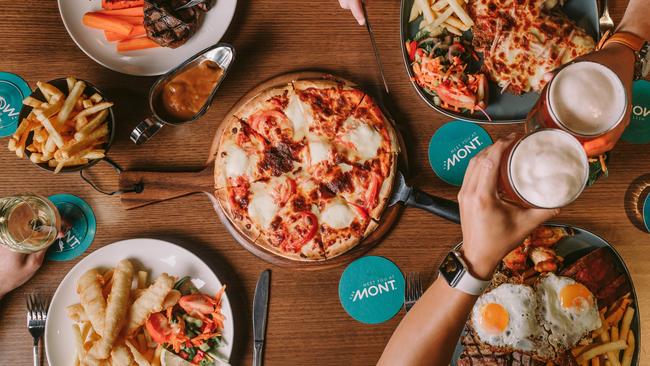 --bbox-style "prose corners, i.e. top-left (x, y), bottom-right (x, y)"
top-left (130, 43), bottom-right (235, 144)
